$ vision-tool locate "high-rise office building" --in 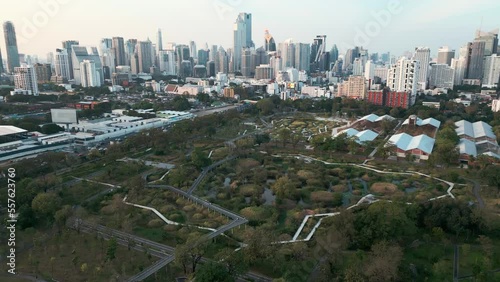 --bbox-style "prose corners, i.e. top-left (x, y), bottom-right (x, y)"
top-left (387, 57), bottom-right (420, 105)
top-left (197, 49), bottom-right (209, 67)
top-left (158, 50), bottom-right (176, 75)
top-left (137, 40), bottom-right (153, 73)
top-left (101, 38), bottom-right (112, 50)
top-left (413, 47), bottom-right (431, 90)
top-left (125, 39), bottom-right (137, 65)
top-left (310, 35), bottom-right (327, 72)
top-left (157, 29), bottom-right (163, 52)
top-left (330, 44), bottom-right (339, 63)
top-left (14, 65), bottom-right (39, 95)
top-left (0, 48), bottom-right (4, 73)
top-left (280, 39), bottom-right (295, 70)
top-left (466, 40), bottom-right (486, 80)
top-left (54, 48), bottom-right (71, 81)
top-left (210, 45), bottom-right (218, 62)
top-left (451, 57), bottom-right (467, 86)
top-left (80, 60), bottom-right (101, 87)
top-left (475, 29), bottom-right (499, 56)
top-left (112, 37), bottom-right (126, 66)
top-left (295, 43), bottom-right (311, 72)
top-left (241, 48), bottom-right (254, 77)
top-left (175, 44), bottom-right (190, 76)
top-left (264, 30), bottom-right (276, 52)
top-left (482, 54), bottom-right (500, 88)
top-left (365, 60), bottom-right (375, 81)
top-left (3, 21), bottom-right (20, 73)
top-left (437, 46), bottom-right (455, 66)
top-left (189, 41), bottom-right (197, 59)
top-left (352, 58), bottom-right (363, 76)
top-left (233, 13), bottom-right (253, 72)
top-left (429, 64), bottom-right (455, 89)
top-left (33, 63), bottom-right (52, 83)
top-left (343, 47), bottom-right (360, 72)
top-left (216, 47), bottom-right (229, 74)
top-left (71, 46), bottom-right (103, 85)
top-left (62, 40), bottom-right (79, 79)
